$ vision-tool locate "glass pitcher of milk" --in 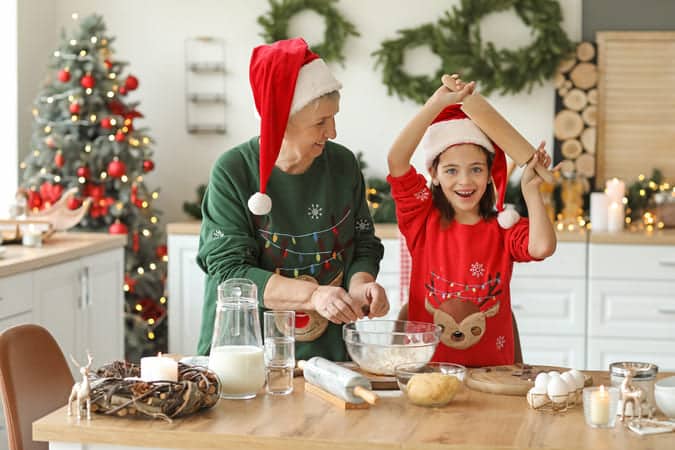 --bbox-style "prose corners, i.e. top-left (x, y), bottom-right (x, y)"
top-left (209, 279), bottom-right (265, 399)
